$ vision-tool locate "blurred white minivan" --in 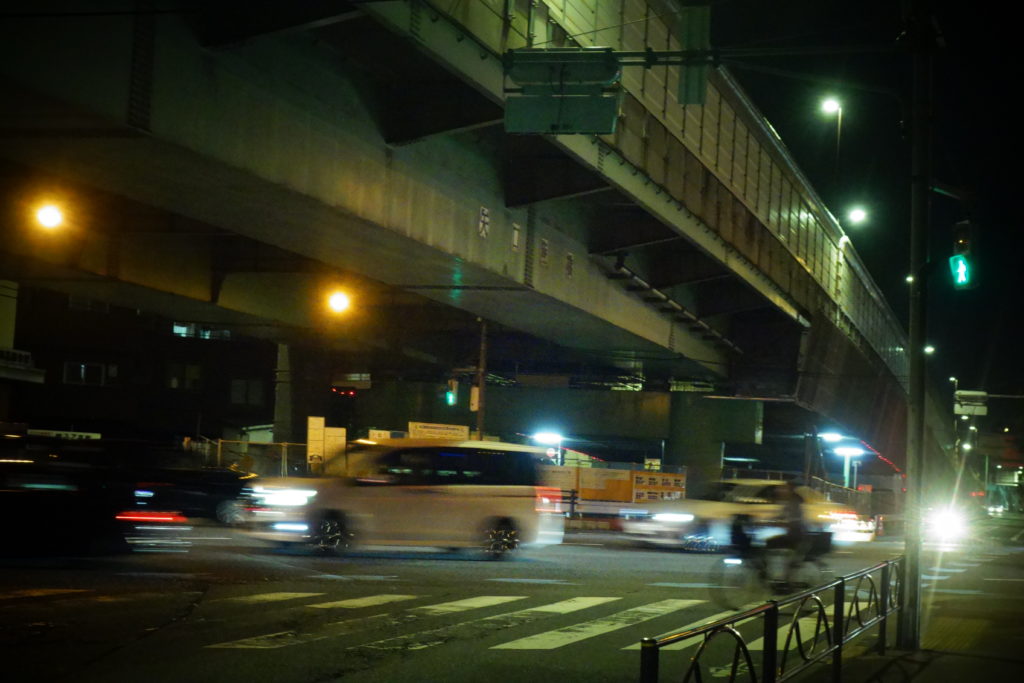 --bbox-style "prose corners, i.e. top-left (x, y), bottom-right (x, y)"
top-left (246, 439), bottom-right (564, 558)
